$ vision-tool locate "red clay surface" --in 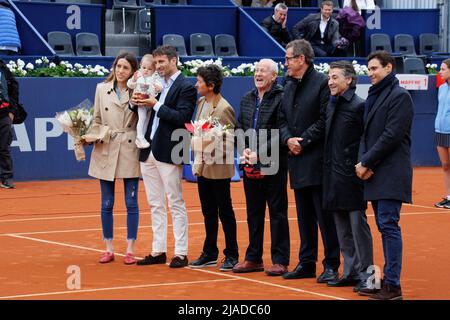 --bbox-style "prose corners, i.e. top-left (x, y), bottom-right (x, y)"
top-left (0, 167), bottom-right (449, 300)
